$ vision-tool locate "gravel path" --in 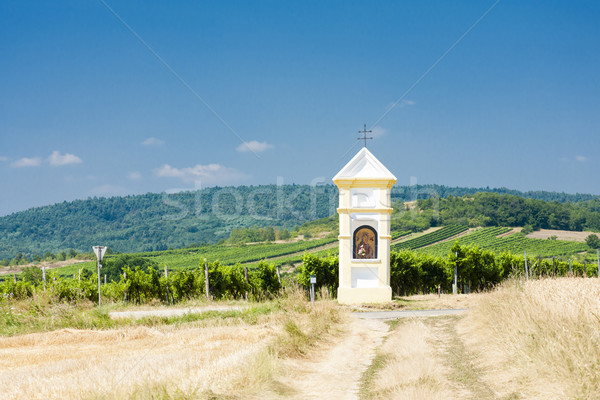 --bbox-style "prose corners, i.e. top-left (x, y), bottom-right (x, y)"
top-left (280, 316), bottom-right (389, 400)
top-left (353, 308), bottom-right (468, 320)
